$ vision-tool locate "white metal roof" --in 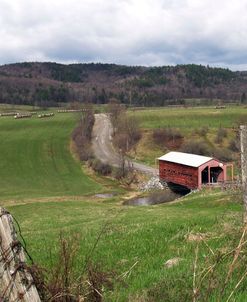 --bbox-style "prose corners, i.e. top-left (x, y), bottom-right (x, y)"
top-left (158, 151), bottom-right (213, 168)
